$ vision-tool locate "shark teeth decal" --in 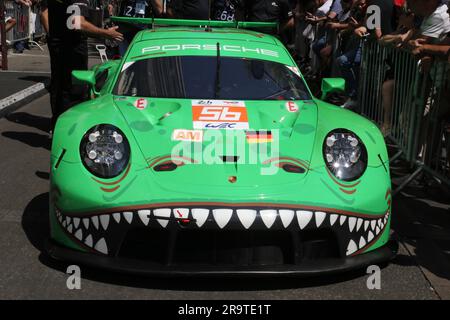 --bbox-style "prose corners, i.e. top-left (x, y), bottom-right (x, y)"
top-left (92, 215), bottom-right (99, 230)
top-left (153, 209), bottom-right (171, 228)
top-left (112, 213), bottom-right (121, 223)
top-left (329, 214), bottom-right (338, 226)
top-left (74, 229), bottom-right (83, 241)
top-left (348, 217), bottom-right (357, 232)
top-left (315, 211), bottom-right (326, 228)
top-left (260, 210), bottom-right (277, 229)
top-left (138, 210), bottom-right (151, 226)
top-left (279, 210), bottom-right (294, 228)
top-left (359, 236), bottom-right (367, 249)
top-left (100, 214), bottom-right (109, 230)
top-left (123, 211), bottom-right (133, 224)
top-left (213, 209), bottom-right (233, 229)
top-left (346, 240), bottom-right (357, 255)
top-left (55, 206), bottom-right (390, 256)
top-left (296, 210), bottom-right (312, 230)
top-left (356, 218), bottom-right (363, 232)
top-left (94, 238), bottom-right (108, 254)
top-left (192, 208), bottom-right (209, 227)
top-left (236, 209), bottom-right (257, 229)
top-left (73, 218), bottom-right (80, 229)
top-left (84, 234), bottom-right (93, 247)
